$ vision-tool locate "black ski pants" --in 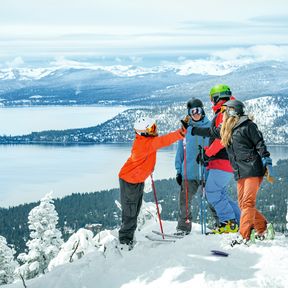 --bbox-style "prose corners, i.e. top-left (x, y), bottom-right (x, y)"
top-left (118, 178), bottom-right (144, 244)
top-left (177, 179), bottom-right (219, 233)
